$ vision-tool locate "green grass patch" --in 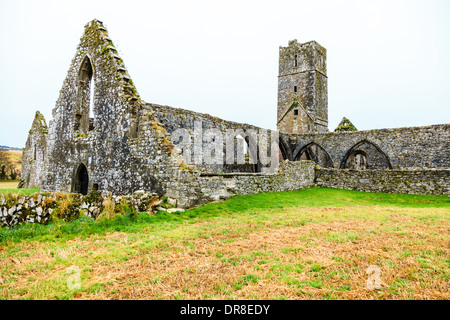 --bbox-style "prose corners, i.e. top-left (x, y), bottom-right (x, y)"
top-left (1, 187), bottom-right (449, 245)
top-left (311, 264), bottom-right (323, 272)
top-left (307, 279), bottom-right (323, 288)
top-left (239, 274), bottom-right (260, 285)
top-left (188, 187), bottom-right (450, 217)
top-left (325, 231), bottom-right (361, 243)
top-left (0, 188), bottom-right (40, 195)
